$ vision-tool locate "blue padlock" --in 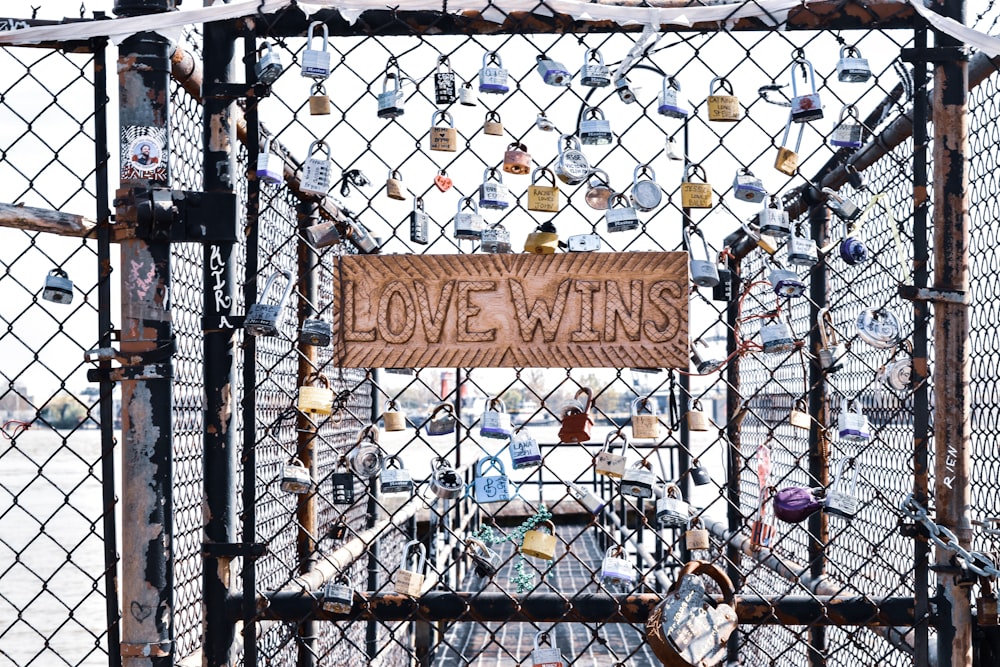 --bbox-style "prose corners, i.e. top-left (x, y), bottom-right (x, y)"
top-left (480, 397), bottom-right (513, 439)
top-left (472, 456), bottom-right (511, 504)
top-left (509, 427), bottom-right (542, 469)
top-left (536, 54), bottom-right (572, 86)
